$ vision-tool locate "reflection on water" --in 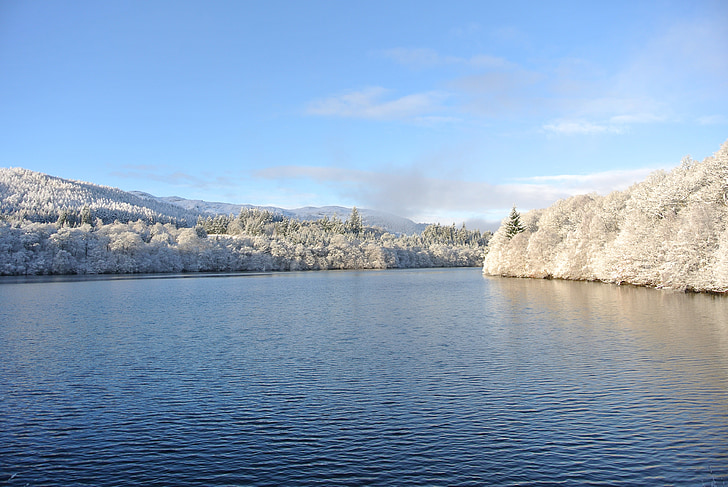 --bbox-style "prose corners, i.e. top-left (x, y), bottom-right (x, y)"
top-left (1, 269), bottom-right (726, 486)
top-left (484, 276), bottom-right (728, 481)
top-left (486, 276), bottom-right (728, 376)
